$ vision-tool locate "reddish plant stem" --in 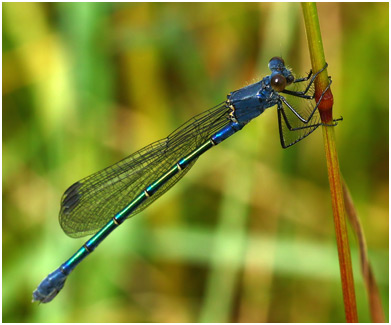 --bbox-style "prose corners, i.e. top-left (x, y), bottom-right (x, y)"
top-left (302, 3), bottom-right (358, 322)
top-left (322, 126), bottom-right (358, 322)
